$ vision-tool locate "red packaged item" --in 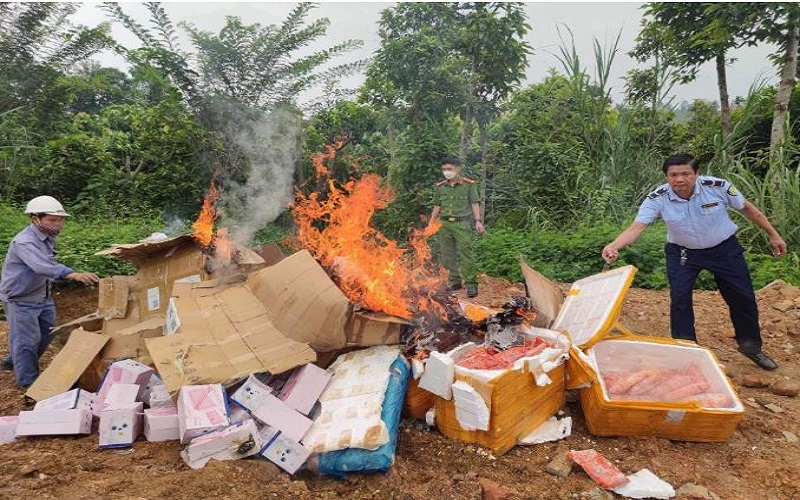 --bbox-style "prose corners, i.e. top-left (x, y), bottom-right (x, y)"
top-left (456, 338), bottom-right (554, 370)
top-left (566, 449), bottom-right (629, 489)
